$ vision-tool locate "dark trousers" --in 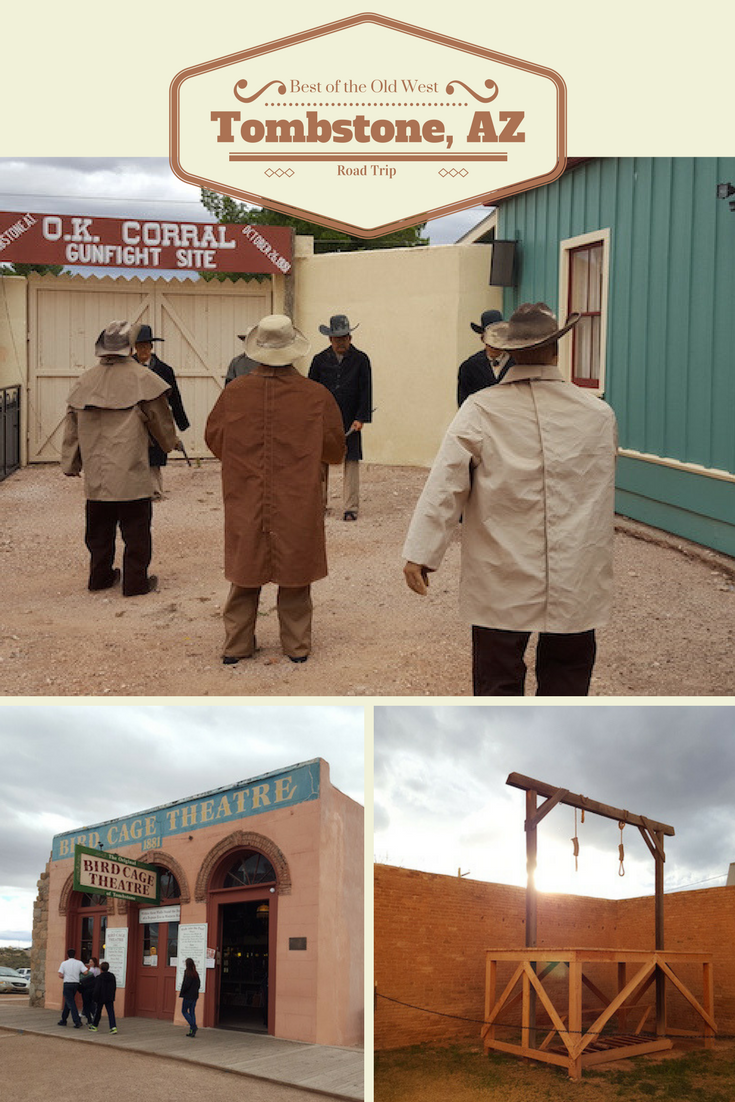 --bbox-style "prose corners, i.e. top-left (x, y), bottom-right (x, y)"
top-left (85, 499), bottom-right (152, 596)
top-left (93, 1000), bottom-right (116, 1029)
top-left (472, 627), bottom-right (597, 696)
top-left (81, 986), bottom-right (96, 1022)
top-left (61, 983), bottom-right (82, 1025)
